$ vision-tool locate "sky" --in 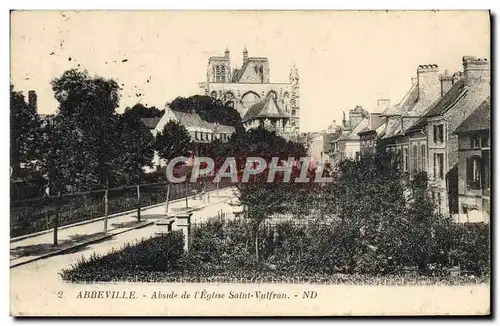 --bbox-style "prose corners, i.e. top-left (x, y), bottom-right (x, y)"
top-left (10, 10), bottom-right (490, 132)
